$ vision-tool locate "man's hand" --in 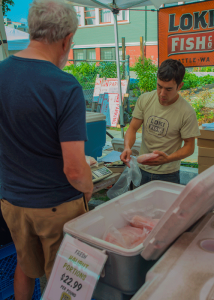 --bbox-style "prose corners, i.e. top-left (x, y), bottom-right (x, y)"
top-left (142, 151), bottom-right (169, 166)
top-left (120, 148), bottom-right (132, 168)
